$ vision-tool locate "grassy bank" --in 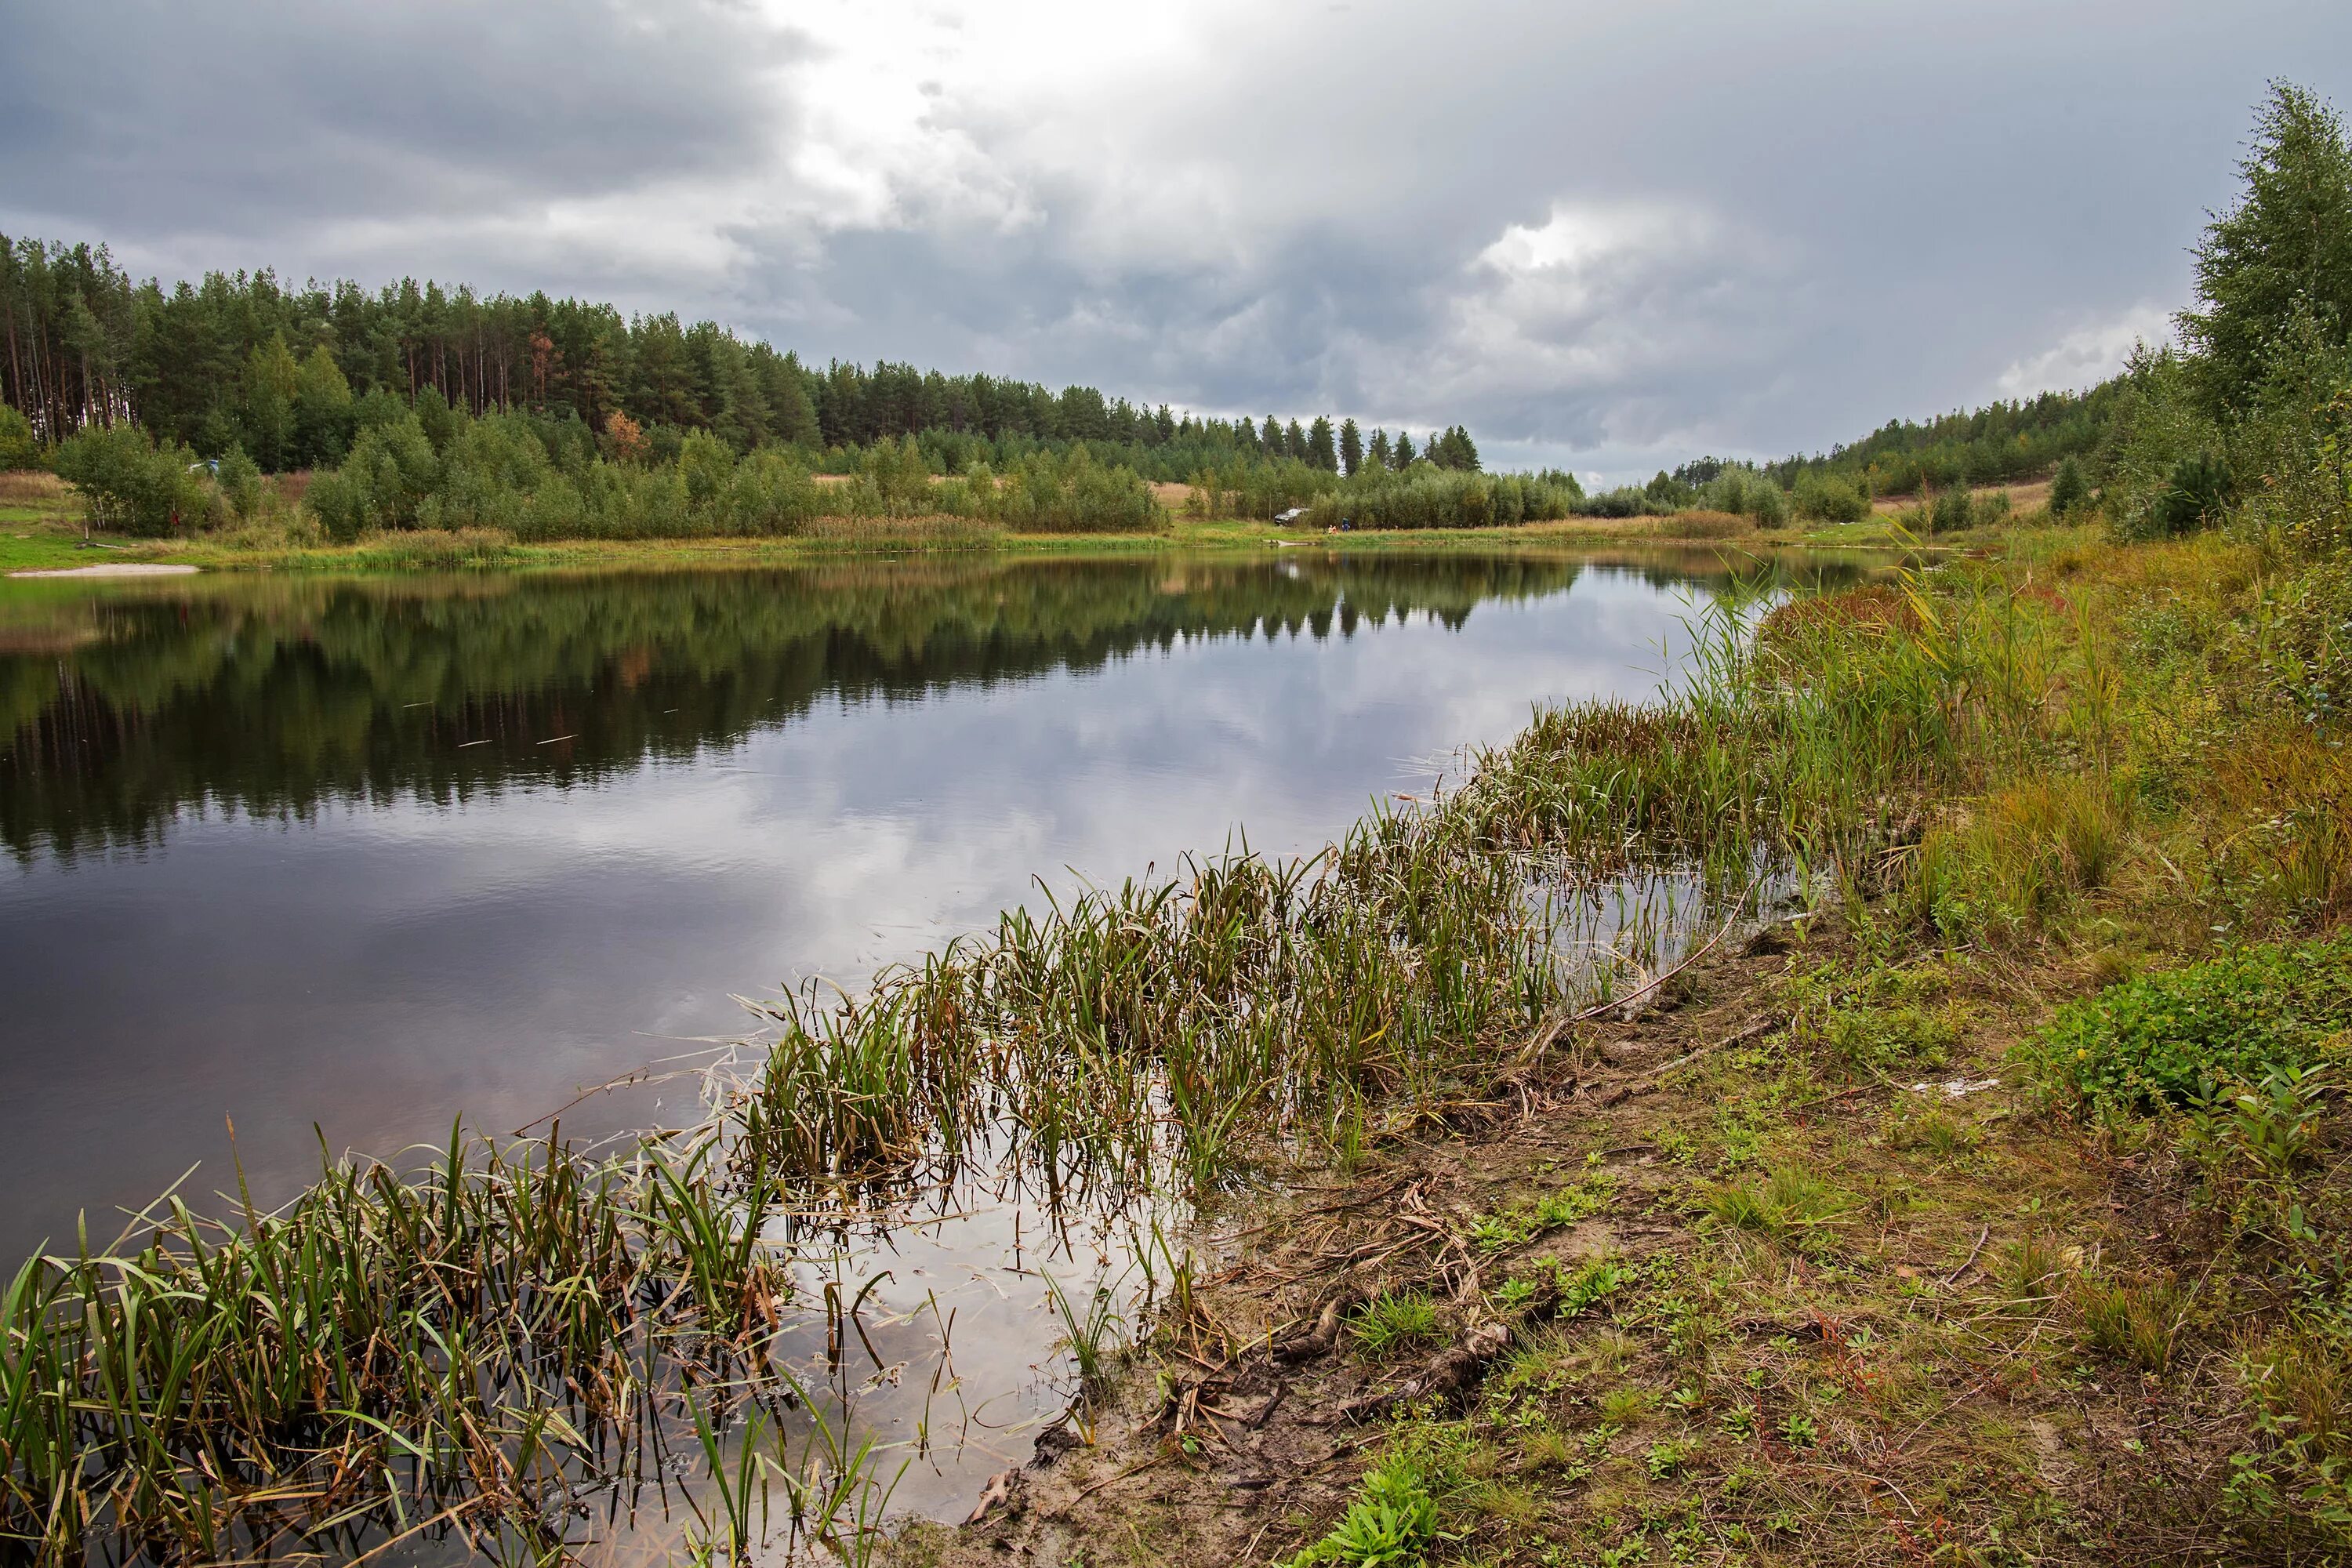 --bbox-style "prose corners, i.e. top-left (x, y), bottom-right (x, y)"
top-left (0, 535), bottom-right (1937, 1562)
top-left (0, 471), bottom-right (1935, 578)
top-left (899, 516), bottom-right (2352, 1567)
